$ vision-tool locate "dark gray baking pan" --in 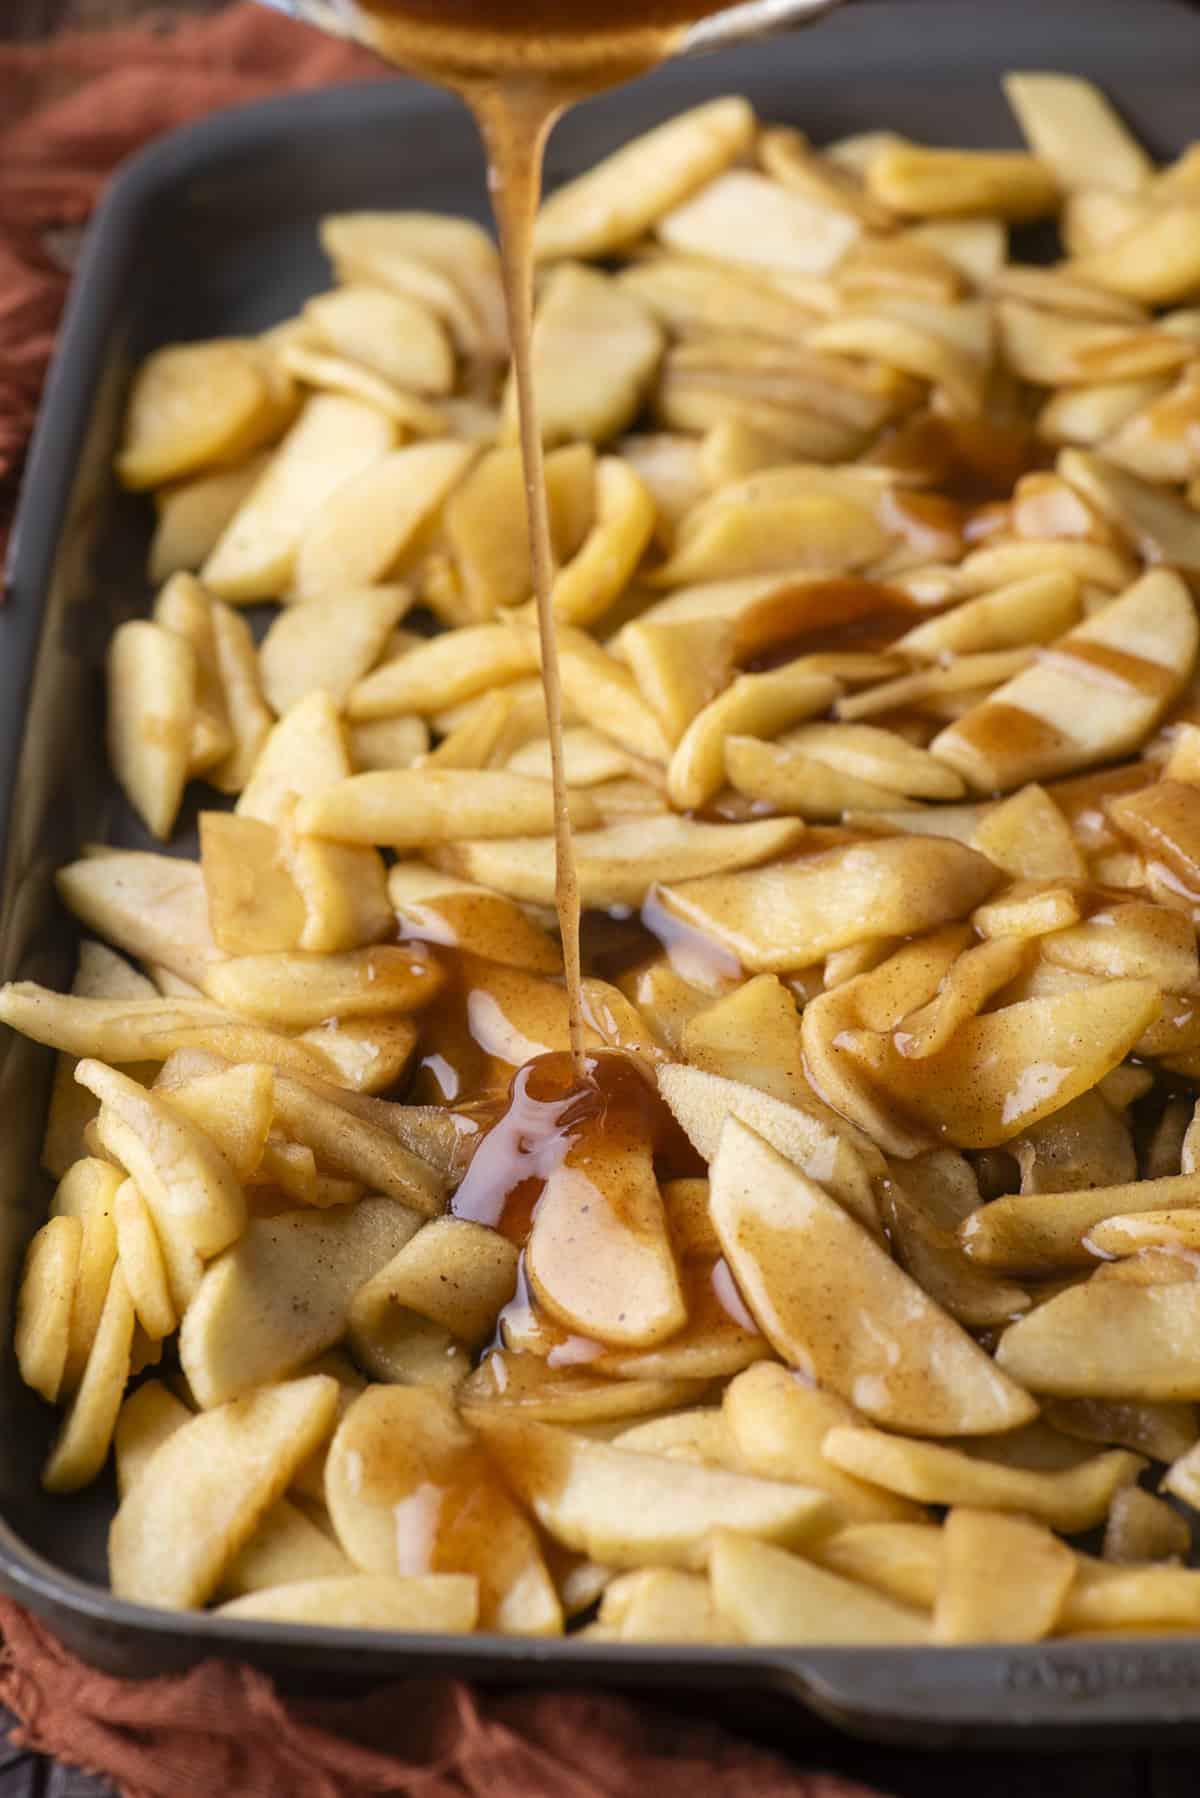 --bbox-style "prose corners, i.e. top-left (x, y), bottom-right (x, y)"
top-left (5, 0), bottom-right (1200, 1744)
